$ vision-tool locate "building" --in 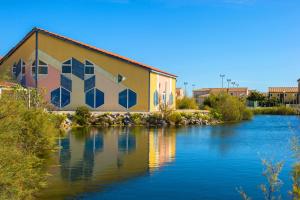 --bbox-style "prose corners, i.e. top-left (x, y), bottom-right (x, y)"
top-left (0, 28), bottom-right (176, 112)
top-left (176, 88), bottom-right (185, 100)
top-left (193, 87), bottom-right (249, 104)
top-left (268, 87), bottom-right (298, 104)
